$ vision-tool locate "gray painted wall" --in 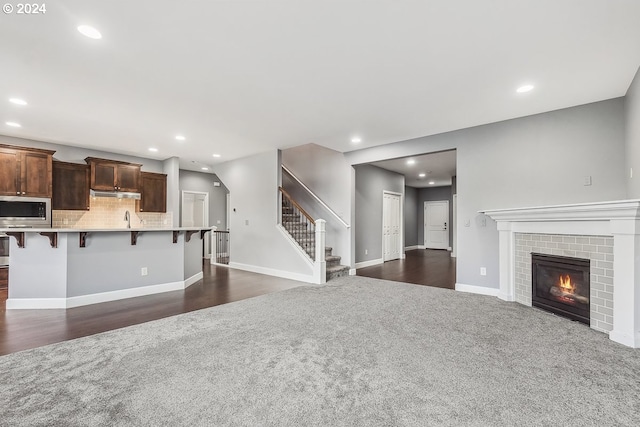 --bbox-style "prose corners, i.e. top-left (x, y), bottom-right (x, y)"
top-left (282, 144), bottom-right (352, 223)
top-left (0, 134), bottom-right (164, 172)
top-left (179, 170), bottom-right (229, 230)
top-left (347, 99), bottom-right (626, 289)
top-left (355, 164), bottom-right (405, 263)
top-left (626, 66), bottom-right (640, 198)
top-left (416, 186), bottom-right (454, 247)
top-left (213, 150), bottom-right (313, 277)
top-left (183, 233), bottom-right (204, 280)
top-left (8, 231), bottom-right (193, 299)
top-left (404, 186), bottom-right (418, 247)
